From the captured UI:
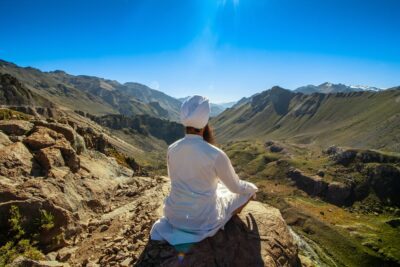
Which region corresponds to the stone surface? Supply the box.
[35,147,65,173]
[0,120,33,136]
[136,201,300,267]
[0,142,33,177]
[23,126,58,150]
[0,130,12,148]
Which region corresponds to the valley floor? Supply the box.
[223,139,400,266]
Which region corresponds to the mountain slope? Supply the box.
[0,59,180,121]
[212,86,400,152]
[295,82,382,94]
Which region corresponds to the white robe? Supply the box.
[150,134,258,245]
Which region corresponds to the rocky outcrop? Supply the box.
[0,142,33,177]
[33,121,86,154]
[287,169,353,206]
[366,164,400,206]
[23,126,58,150]
[325,146,400,165]
[287,169,329,196]
[0,120,33,136]
[136,201,300,267]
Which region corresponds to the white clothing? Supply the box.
[180,95,210,129]
[150,134,258,245]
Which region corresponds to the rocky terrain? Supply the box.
[0,111,300,266]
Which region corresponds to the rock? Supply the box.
[385,218,400,228]
[367,164,400,206]
[326,182,352,206]
[136,201,300,267]
[46,252,58,261]
[264,140,274,147]
[0,130,12,148]
[0,142,33,177]
[53,138,80,172]
[56,247,78,262]
[99,224,109,232]
[23,126,58,150]
[120,257,133,267]
[0,120,33,135]
[269,144,284,153]
[11,256,69,267]
[35,147,65,173]
[326,146,400,166]
[317,170,325,177]
[287,169,328,196]
[34,121,85,154]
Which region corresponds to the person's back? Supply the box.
[150,95,258,245]
[164,134,222,232]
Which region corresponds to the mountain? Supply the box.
[0,59,180,121]
[212,86,400,152]
[177,97,236,117]
[0,73,53,108]
[295,82,383,94]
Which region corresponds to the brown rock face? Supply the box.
[0,120,33,136]
[31,121,86,155]
[23,126,58,150]
[35,147,65,173]
[0,142,33,177]
[136,201,300,267]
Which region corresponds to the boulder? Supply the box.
[34,121,85,154]
[0,142,33,177]
[35,147,65,173]
[23,126,59,150]
[0,130,12,148]
[53,139,80,172]
[0,120,33,136]
[325,182,352,206]
[269,144,284,153]
[136,201,300,267]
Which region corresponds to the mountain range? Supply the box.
[212,86,400,152]
[295,82,383,94]
[1,59,399,153]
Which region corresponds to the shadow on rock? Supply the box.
[135,201,300,267]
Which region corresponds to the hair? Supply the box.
[185,124,216,145]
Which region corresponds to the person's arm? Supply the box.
[215,151,258,195]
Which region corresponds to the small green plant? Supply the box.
[8,205,25,240]
[0,206,45,265]
[39,209,55,231]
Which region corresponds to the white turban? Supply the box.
[180,95,210,129]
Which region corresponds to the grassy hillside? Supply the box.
[212,87,400,152]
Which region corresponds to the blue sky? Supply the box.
[1,0,399,102]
